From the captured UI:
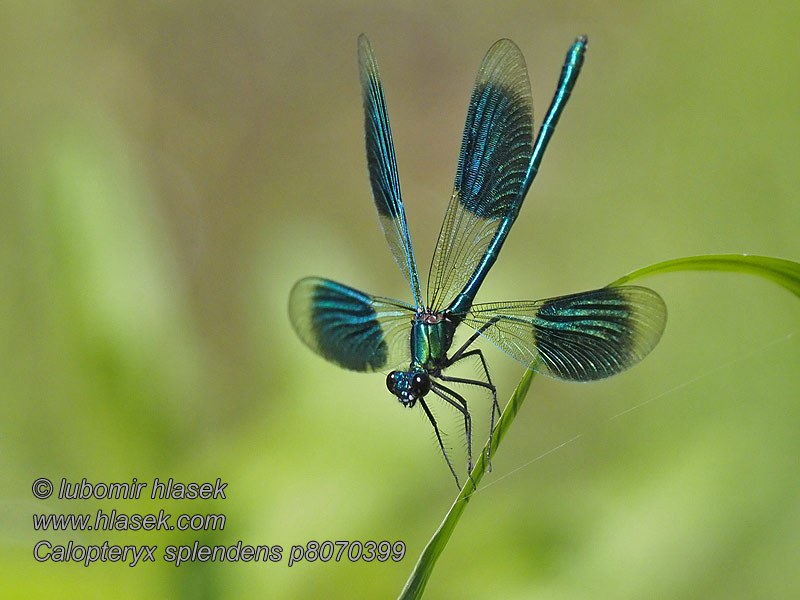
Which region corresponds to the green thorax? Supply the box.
[410,311,458,370]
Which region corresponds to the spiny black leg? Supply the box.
[446,316,502,469]
[442,348,499,472]
[419,397,460,489]
[447,315,501,364]
[431,382,475,490]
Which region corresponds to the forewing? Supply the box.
[358,34,423,309]
[289,277,415,372]
[428,39,533,311]
[464,286,667,381]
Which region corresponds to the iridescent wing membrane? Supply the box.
[428,39,533,314]
[289,278,414,372]
[358,34,422,309]
[464,286,666,381]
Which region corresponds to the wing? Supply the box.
[289,277,415,372]
[463,286,666,381]
[427,39,533,313]
[358,34,423,309]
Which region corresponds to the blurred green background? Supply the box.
[3,1,799,598]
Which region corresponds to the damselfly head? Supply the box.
[386,370,431,407]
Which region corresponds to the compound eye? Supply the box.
[386,372,401,395]
[411,373,430,397]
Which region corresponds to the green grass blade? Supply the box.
[608,254,800,297]
[397,368,538,600]
[399,253,800,599]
